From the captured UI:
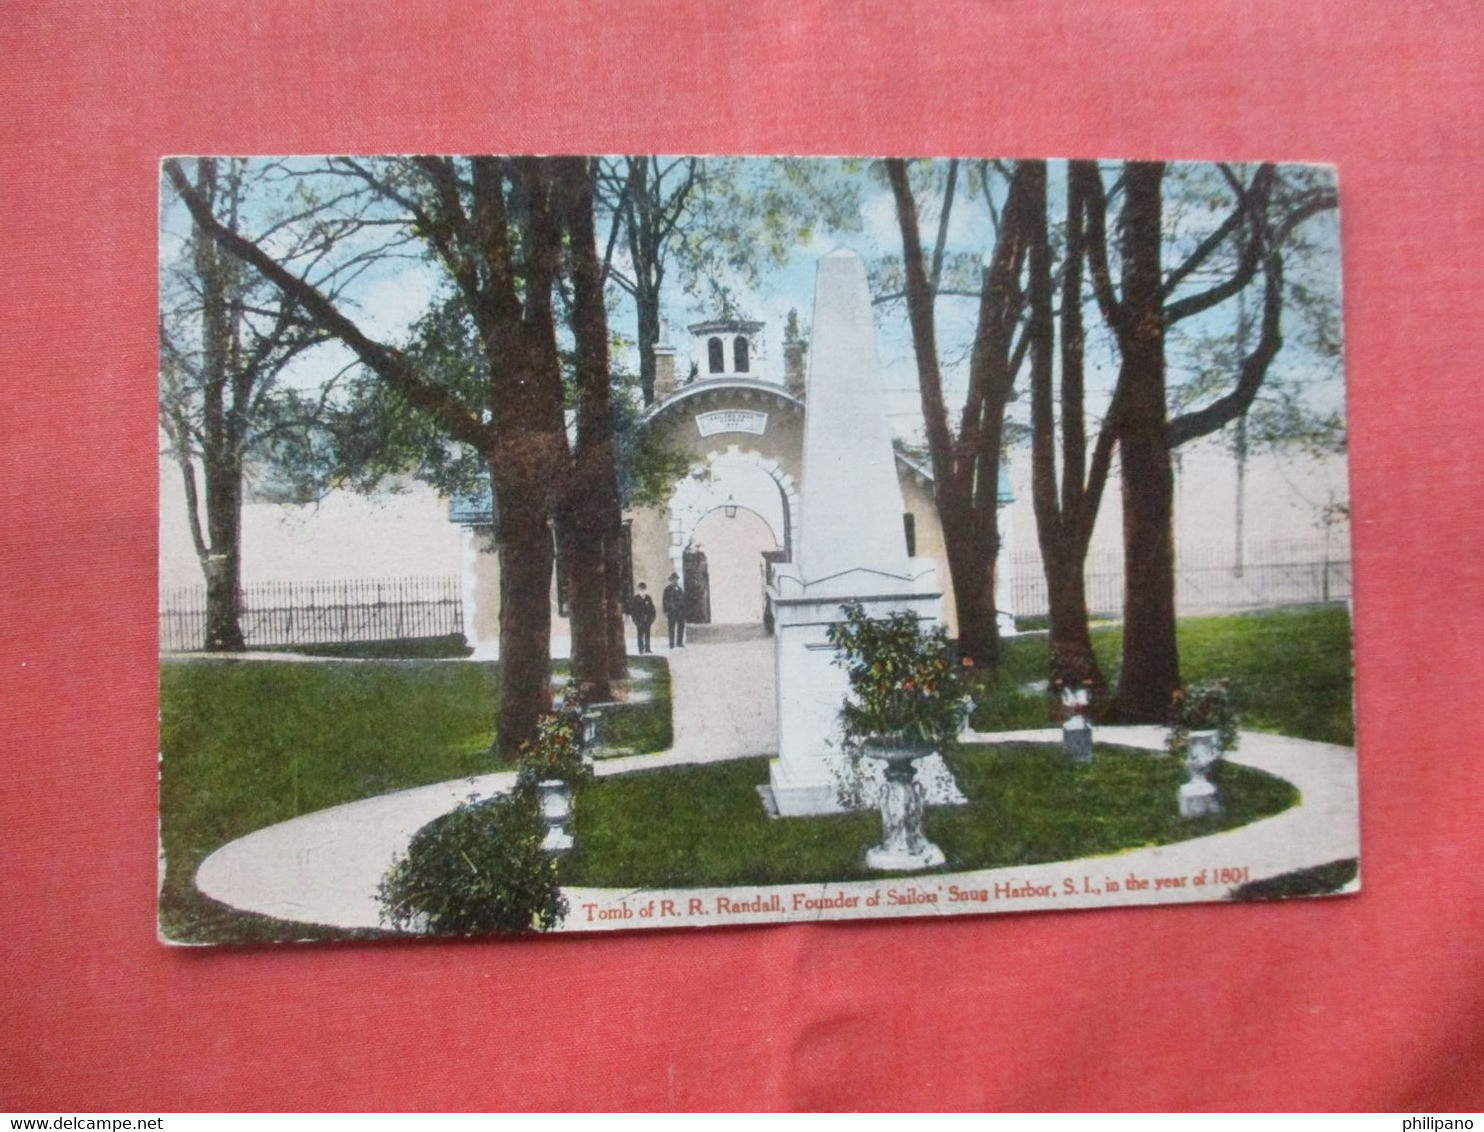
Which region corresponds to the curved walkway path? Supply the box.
[196,632,780,928]
[195,638,1358,932]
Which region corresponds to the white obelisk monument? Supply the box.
[766,250,949,817]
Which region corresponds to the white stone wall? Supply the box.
[158,458,463,592]
[1004,441,1351,580]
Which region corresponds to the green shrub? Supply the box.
[378,699,598,936]
[378,792,566,935]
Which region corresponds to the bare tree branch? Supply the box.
[164,159,491,453]
[1168,251,1285,446]
[1163,164,1275,325]
[1076,161,1123,335]
[929,158,958,294]
[886,159,954,489]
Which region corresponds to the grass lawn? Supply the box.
[598,660,673,753]
[557,744,1298,889]
[158,654,669,943]
[160,605,1345,941]
[971,604,1354,746]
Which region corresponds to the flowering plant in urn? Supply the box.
[828,602,972,869]
[1165,681,1240,761]
[827,601,973,755]
[1049,641,1104,724]
[513,695,594,793]
[514,695,594,855]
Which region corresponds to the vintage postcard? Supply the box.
[157,155,1355,943]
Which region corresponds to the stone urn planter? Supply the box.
[825,602,970,867]
[580,701,621,749]
[1167,681,1237,819]
[862,742,946,871]
[538,779,575,853]
[580,708,602,749]
[1177,729,1224,818]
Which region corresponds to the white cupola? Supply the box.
[687,315,767,382]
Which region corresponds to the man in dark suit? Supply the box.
[628,583,656,655]
[662,573,686,649]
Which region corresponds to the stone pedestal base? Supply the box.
[768,750,968,816]
[866,842,946,871]
[1063,719,1093,763]
[863,750,947,872]
[767,753,850,816]
[539,781,575,853]
[1178,777,1222,818]
[768,563,946,817]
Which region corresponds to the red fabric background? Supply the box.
[2,0,1481,1111]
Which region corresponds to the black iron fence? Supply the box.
[160,575,464,652]
[1008,538,1351,620]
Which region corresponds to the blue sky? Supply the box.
[609,157,1343,450]
[160,156,1345,454]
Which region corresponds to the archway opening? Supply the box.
[689,506,779,624]
[668,447,795,573]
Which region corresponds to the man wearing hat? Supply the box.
[662,572,686,649]
[628,582,656,655]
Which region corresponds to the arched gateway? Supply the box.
[664,444,796,625]
[451,311,1013,655]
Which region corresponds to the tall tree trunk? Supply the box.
[555,155,625,694]
[201,448,246,651]
[604,524,630,680]
[494,484,555,758]
[623,157,665,407]
[192,157,247,652]
[1046,557,1097,661]
[888,158,1039,670]
[636,289,660,406]
[488,322,567,757]
[556,508,610,701]
[1028,159,1105,691]
[1116,432,1179,720]
[1111,163,1180,721]
[944,520,999,665]
[486,158,576,753]
[967,344,1013,669]
[945,162,1041,667]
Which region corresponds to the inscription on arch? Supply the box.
[695,409,768,438]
